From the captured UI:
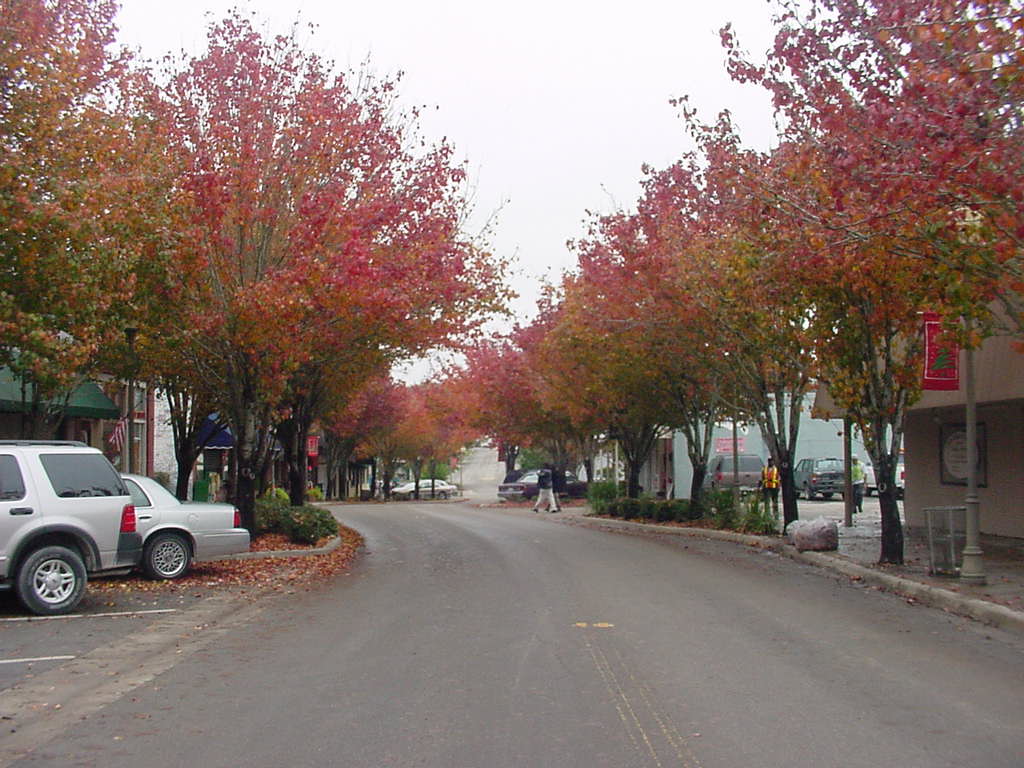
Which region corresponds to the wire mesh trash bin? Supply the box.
[924,506,967,577]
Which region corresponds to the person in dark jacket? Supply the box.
[532,466,560,513]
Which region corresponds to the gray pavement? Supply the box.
[11,500,1024,767]
[545,496,1024,636]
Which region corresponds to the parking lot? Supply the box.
[0,577,227,693]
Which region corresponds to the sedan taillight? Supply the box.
[120,504,136,533]
[234,508,242,528]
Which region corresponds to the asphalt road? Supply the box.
[4,499,1023,768]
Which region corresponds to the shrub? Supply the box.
[655,499,690,523]
[739,493,779,535]
[587,480,619,516]
[618,497,643,519]
[264,486,290,502]
[305,485,325,502]
[653,500,674,523]
[637,497,657,520]
[707,489,739,530]
[285,505,339,545]
[688,498,709,521]
[254,495,291,536]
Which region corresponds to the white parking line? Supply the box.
[0,655,75,665]
[0,608,178,623]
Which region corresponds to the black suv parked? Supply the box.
[793,457,844,500]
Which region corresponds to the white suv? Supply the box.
[0,441,141,615]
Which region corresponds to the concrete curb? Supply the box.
[558,513,1024,637]
[217,535,342,561]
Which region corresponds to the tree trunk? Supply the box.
[226,397,274,534]
[503,444,519,477]
[165,385,222,501]
[278,416,312,507]
[877,485,904,564]
[411,460,423,499]
[625,461,642,499]
[617,422,658,499]
[777,447,798,530]
[174,444,202,501]
[689,459,707,508]
[871,452,904,564]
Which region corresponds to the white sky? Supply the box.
[114,0,777,376]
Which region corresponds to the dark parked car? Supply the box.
[498,471,588,501]
[703,454,764,491]
[794,457,844,499]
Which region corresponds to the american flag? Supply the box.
[108,416,127,452]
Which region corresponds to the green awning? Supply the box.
[0,369,120,420]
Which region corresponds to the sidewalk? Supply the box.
[552,499,1024,636]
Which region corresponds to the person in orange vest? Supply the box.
[760,457,780,515]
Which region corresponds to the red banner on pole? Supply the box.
[923,312,960,391]
[306,435,320,457]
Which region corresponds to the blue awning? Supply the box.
[197,416,234,449]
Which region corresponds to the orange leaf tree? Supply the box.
[714,0,1024,560]
[152,13,504,528]
[0,0,159,435]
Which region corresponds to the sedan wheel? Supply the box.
[143,532,192,580]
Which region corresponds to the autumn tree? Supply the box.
[712,0,1024,560]
[462,340,535,478]
[327,376,406,499]
[153,14,504,529]
[725,0,1024,335]
[0,0,161,436]
[642,125,821,526]
[417,378,474,494]
[542,251,675,499]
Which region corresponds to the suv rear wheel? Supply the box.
[15,545,87,615]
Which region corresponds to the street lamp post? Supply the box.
[960,316,986,584]
[124,327,137,475]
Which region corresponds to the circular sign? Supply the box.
[942,428,969,481]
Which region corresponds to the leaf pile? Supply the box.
[89,525,363,595]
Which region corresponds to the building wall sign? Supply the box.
[714,437,746,454]
[940,422,987,486]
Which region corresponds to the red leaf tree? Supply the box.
[152,13,504,528]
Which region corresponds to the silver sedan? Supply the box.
[122,474,251,579]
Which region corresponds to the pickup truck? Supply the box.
[0,441,141,614]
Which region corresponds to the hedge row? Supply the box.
[587,484,779,535]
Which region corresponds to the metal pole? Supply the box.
[731,419,739,505]
[124,327,137,475]
[960,316,986,584]
[843,416,853,528]
[126,379,133,474]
